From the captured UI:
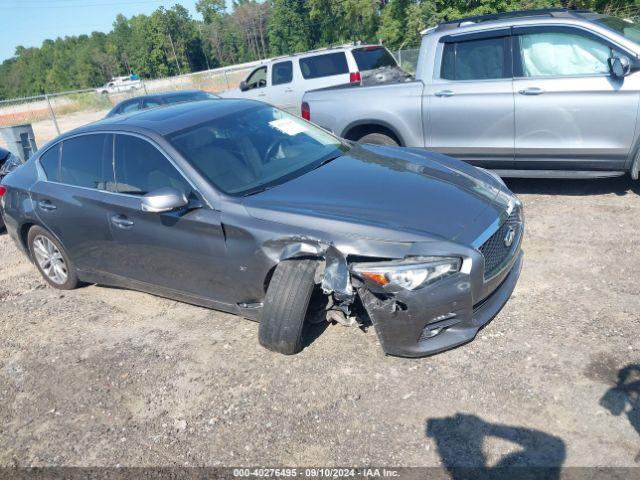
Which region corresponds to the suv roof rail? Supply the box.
[435,8,593,31]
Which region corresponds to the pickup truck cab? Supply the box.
[222,44,400,114]
[303,8,640,179]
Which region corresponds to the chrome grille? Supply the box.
[479,207,521,279]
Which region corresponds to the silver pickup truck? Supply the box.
[302,8,640,179]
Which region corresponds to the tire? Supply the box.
[27,226,79,290]
[357,132,399,146]
[259,259,318,355]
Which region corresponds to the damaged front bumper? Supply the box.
[358,251,523,358]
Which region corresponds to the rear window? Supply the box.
[441,37,509,81]
[299,52,349,79]
[60,134,114,190]
[164,92,216,105]
[352,47,397,70]
[40,144,61,182]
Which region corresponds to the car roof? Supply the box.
[429,8,605,34]
[73,98,262,137]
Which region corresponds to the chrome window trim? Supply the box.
[35,130,212,209]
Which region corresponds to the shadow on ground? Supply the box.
[600,363,640,463]
[426,414,566,480]
[504,176,640,197]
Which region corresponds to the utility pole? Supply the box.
[167,31,182,75]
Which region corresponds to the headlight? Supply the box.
[0,153,23,176]
[351,256,461,291]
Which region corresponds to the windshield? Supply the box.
[167,105,349,196]
[595,16,640,45]
[352,47,398,71]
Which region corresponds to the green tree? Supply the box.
[268,0,312,55]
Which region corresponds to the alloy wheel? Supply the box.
[32,235,68,285]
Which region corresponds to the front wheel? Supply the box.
[357,132,399,146]
[28,226,79,290]
[258,259,318,355]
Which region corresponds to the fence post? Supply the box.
[44,94,60,135]
[398,48,402,66]
[142,79,148,95]
[223,69,230,90]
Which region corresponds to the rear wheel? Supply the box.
[28,226,79,290]
[258,259,318,355]
[357,132,399,146]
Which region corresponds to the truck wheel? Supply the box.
[259,259,318,355]
[358,132,398,146]
[28,226,79,290]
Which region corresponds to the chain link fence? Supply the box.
[0,48,418,151]
[0,62,259,150]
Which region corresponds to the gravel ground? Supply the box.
[0,177,638,469]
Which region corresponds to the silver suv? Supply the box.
[303,9,640,179]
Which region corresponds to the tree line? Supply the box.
[0,0,637,99]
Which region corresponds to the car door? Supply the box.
[105,133,231,303]
[512,25,640,170]
[425,29,515,169]
[268,60,297,113]
[30,134,116,274]
[241,65,269,103]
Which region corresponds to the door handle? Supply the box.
[434,90,455,98]
[111,214,134,229]
[38,200,57,211]
[285,88,294,93]
[258,92,267,97]
[518,87,544,95]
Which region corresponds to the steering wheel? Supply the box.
[265,137,290,163]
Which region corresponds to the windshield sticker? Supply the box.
[269,118,308,136]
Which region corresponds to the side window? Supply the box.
[246,66,267,89]
[272,61,293,85]
[299,52,349,79]
[120,101,140,114]
[517,32,614,77]
[60,134,113,190]
[113,134,195,198]
[441,37,509,81]
[142,99,162,109]
[39,144,61,182]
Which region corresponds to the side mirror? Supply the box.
[609,56,631,79]
[239,80,249,92]
[140,187,188,213]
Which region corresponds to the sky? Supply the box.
[0,0,226,62]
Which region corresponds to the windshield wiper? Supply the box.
[311,153,342,171]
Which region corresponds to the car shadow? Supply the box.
[599,363,640,463]
[426,413,566,480]
[504,176,640,197]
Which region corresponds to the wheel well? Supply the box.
[19,222,35,251]
[343,124,402,146]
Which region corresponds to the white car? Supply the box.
[222,44,401,114]
[96,75,143,95]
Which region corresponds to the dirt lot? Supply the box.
[0,177,638,469]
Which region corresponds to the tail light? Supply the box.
[0,186,6,198]
[301,101,310,121]
[350,72,362,83]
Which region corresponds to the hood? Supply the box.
[243,144,513,245]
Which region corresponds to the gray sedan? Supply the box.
[0,100,523,357]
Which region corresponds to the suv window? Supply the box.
[272,61,293,85]
[113,134,194,198]
[441,37,509,80]
[352,47,397,71]
[299,52,349,79]
[40,144,61,182]
[246,66,267,89]
[60,134,113,190]
[517,32,615,77]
